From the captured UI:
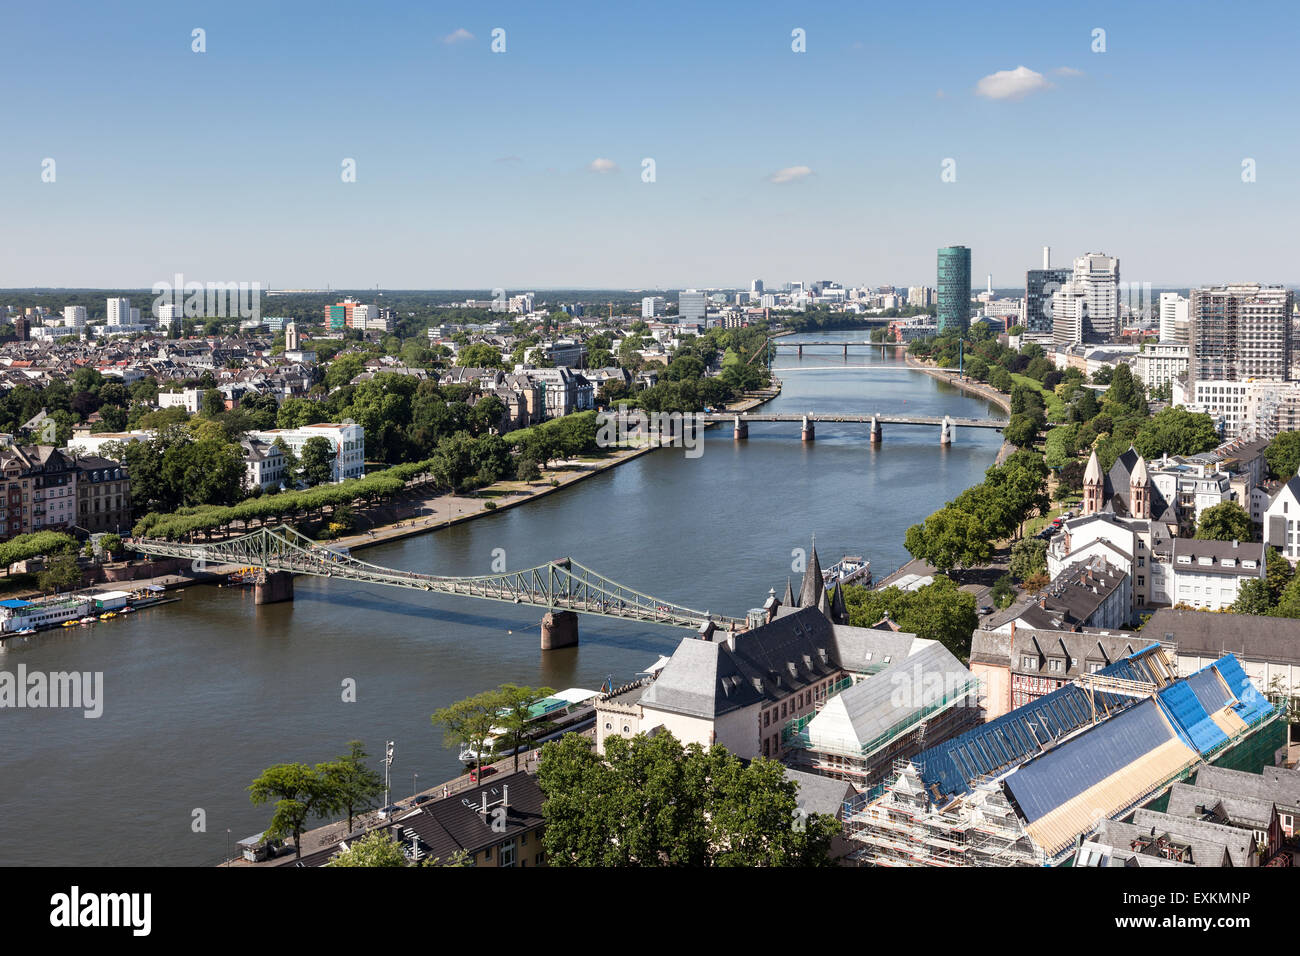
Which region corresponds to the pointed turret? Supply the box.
[1083,449,1104,515]
[817,587,832,621]
[782,576,796,608]
[798,537,824,610]
[830,582,848,625]
[1129,447,1150,519]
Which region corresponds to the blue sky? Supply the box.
[3,0,1298,290]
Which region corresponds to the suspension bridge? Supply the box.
[132,524,745,649]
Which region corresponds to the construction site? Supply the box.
[841,645,1282,866]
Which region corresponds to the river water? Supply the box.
[0,331,1002,865]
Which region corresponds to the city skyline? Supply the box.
[4,1,1300,289]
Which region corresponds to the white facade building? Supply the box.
[1159,293,1189,344]
[248,423,365,484]
[1134,343,1189,394]
[1071,253,1121,341]
[62,306,87,328]
[1264,473,1300,564]
[1170,538,1264,611]
[106,297,131,326]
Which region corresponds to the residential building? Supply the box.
[1159,292,1189,344]
[62,306,87,328]
[158,387,202,414]
[1050,281,1090,348]
[983,555,1132,632]
[523,367,594,418]
[970,627,1163,720]
[285,771,547,868]
[1048,511,1173,608]
[248,423,364,483]
[241,438,288,492]
[106,297,132,327]
[1134,343,1189,394]
[1070,252,1121,341]
[936,245,971,334]
[73,455,131,534]
[1170,538,1264,611]
[1264,469,1300,562]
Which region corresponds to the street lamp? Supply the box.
[413,772,419,799]
[383,740,395,808]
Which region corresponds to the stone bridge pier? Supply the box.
[541,610,579,650]
[255,570,294,605]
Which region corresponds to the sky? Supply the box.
[3,0,1299,291]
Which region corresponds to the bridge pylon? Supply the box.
[255,570,294,605]
[733,414,748,440]
[801,415,815,442]
[870,414,881,446]
[540,609,579,650]
[940,415,954,446]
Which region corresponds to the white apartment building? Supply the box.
[641,296,666,318]
[1177,379,1251,438]
[1178,378,1300,440]
[1170,538,1264,611]
[248,423,365,483]
[1134,343,1189,394]
[1264,473,1300,563]
[158,388,202,415]
[62,306,87,328]
[241,438,288,492]
[106,297,132,326]
[1050,284,1089,347]
[1159,292,1189,344]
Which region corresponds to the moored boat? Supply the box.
[822,554,872,588]
[458,687,601,765]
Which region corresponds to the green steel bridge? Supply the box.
[132,524,745,633]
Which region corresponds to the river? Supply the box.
[0,330,1002,866]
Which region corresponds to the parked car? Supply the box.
[376,803,404,820]
[411,794,433,806]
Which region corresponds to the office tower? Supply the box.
[678,290,707,324]
[1189,284,1293,386]
[63,306,87,327]
[106,297,131,326]
[751,279,764,295]
[1050,283,1090,348]
[1159,293,1189,344]
[1024,246,1070,335]
[936,246,971,334]
[1070,253,1120,341]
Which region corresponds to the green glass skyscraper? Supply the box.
[937,245,972,335]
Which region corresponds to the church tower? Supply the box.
[1129,452,1151,519]
[1083,449,1104,515]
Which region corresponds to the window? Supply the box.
[499,841,515,868]
[1021,656,1037,670]
[763,711,770,727]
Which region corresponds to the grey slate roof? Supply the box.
[784,767,855,820]
[1145,607,1300,667]
[1129,808,1258,867]
[1171,538,1265,579]
[1103,447,1178,525]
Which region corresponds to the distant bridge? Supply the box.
[773,340,906,356]
[133,525,745,648]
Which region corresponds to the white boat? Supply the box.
[458,688,601,765]
[822,554,872,588]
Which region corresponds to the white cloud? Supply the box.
[974,66,1052,100]
[767,165,813,184]
[588,158,619,173]
[1054,66,1084,77]
[442,28,474,45]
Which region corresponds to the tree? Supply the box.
[248,763,334,859]
[1133,407,1220,460]
[1266,547,1294,604]
[318,740,385,834]
[991,574,1016,609]
[515,454,541,482]
[325,830,409,867]
[1003,414,1041,449]
[201,388,225,418]
[1232,579,1273,616]
[1193,501,1253,542]
[99,533,123,559]
[536,731,837,867]
[432,689,508,782]
[300,436,335,487]
[494,684,556,771]
[904,507,993,575]
[1010,538,1048,581]
[1265,431,1300,481]
[38,551,81,593]
[457,343,506,368]
[841,576,979,658]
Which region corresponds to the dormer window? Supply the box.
[1021,655,1037,670]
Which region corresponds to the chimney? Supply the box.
[502,785,509,809]
[1043,246,1051,269]
[480,792,488,816]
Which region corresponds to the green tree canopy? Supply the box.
[325,830,409,867]
[1264,431,1300,481]
[1193,501,1253,542]
[536,732,838,867]
[1132,407,1220,460]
